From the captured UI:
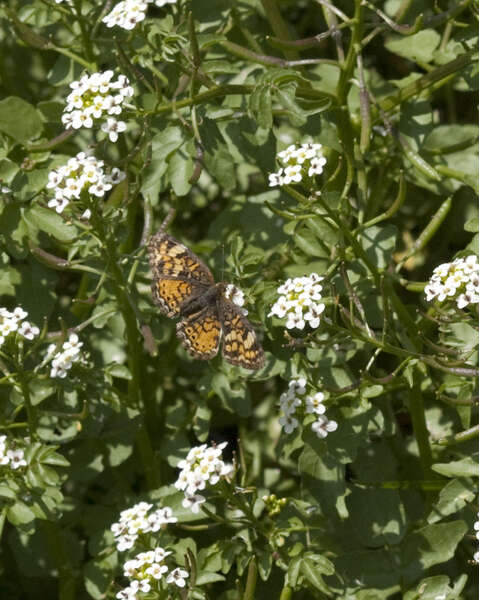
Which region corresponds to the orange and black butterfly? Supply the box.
[148,232,265,370]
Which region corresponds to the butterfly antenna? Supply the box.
[159,207,176,233]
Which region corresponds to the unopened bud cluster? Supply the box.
[262,493,287,516]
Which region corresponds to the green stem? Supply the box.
[408,385,433,478]
[378,50,477,115]
[336,1,363,104]
[279,585,293,600]
[436,423,479,445]
[89,202,158,488]
[260,0,299,60]
[396,196,452,272]
[243,557,258,600]
[42,521,77,600]
[18,373,37,439]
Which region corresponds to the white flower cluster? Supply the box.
[111,501,177,552]
[268,273,325,330]
[425,255,479,310]
[0,307,39,348]
[117,547,188,599]
[0,436,27,470]
[268,142,327,187]
[46,151,126,214]
[103,0,177,30]
[174,442,234,514]
[46,333,84,378]
[279,378,338,439]
[62,70,133,141]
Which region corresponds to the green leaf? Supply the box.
[275,82,307,126]
[168,147,194,197]
[0,484,17,500]
[257,548,272,581]
[464,217,479,232]
[361,225,397,269]
[0,97,43,142]
[23,204,77,242]
[385,30,441,63]
[401,521,467,582]
[6,501,36,525]
[432,455,479,477]
[196,572,226,585]
[286,556,302,588]
[300,557,331,594]
[204,147,236,191]
[303,552,335,576]
[193,404,211,442]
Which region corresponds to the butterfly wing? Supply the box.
[219,300,265,370]
[148,233,215,317]
[176,305,222,360]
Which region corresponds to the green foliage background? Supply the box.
[1,0,479,598]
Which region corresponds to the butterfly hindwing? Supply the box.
[176,305,222,360]
[220,300,265,370]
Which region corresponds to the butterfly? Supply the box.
[148,232,265,370]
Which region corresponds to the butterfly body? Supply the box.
[148,233,265,370]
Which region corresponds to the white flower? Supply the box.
[101,117,127,142]
[311,416,338,438]
[305,392,326,415]
[166,567,189,588]
[279,392,302,415]
[268,169,285,187]
[182,494,206,514]
[283,164,302,184]
[6,448,27,469]
[308,156,327,176]
[286,312,305,330]
[146,562,168,579]
[279,414,299,434]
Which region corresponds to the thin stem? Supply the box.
[88,201,158,488]
[243,558,258,600]
[408,385,433,478]
[18,372,37,439]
